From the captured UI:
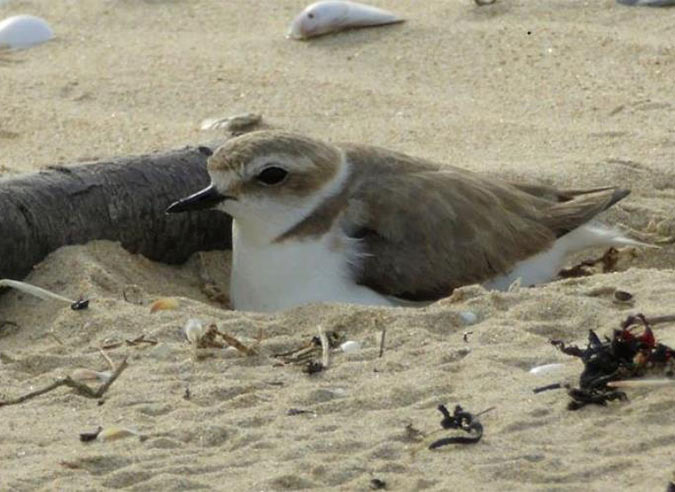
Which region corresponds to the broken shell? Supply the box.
[200,113,261,132]
[529,363,565,375]
[97,426,145,442]
[0,15,53,50]
[287,1,404,40]
[71,368,112,384]
[340,340,361,353]
[612,290,634,305]
[150,297,179,313]
[183,318,205,343]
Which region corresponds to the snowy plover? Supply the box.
[167,130,641,312]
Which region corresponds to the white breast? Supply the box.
[230,221,393,312]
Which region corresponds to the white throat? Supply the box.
[229,153,393,312]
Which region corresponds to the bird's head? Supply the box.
[166,130,345,240]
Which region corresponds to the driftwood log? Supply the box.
[0,145,232,280]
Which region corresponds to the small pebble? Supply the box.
[613,290,634,305]
[459,311,478,325]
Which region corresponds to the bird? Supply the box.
[166,130,643,312]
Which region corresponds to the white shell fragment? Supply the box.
[183,318,205,344]
[0,15,53,50]
[287,1,404,40]
[97,426,145,442]
[340,340,361,353]
[71,368,113,384]
[200,113,262,132]
[529,363,565,375]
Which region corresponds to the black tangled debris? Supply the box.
[428,404,484,450]
[550,314,674,410]
[70,298,90,310]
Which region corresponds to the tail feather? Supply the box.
[604,188,631,210]
[546,188,631,237]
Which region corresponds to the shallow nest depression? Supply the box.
[0,240,674,490]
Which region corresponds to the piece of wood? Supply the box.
[0,144,232,280]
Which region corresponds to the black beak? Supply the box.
[166,184,231,214]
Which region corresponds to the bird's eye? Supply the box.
[256,166,288,186]
[307,12,315,19]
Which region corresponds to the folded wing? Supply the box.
[339,147,628,301]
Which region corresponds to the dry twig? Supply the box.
[379,326,387,358]
[318,325,330,368]
[218,329,257,356]
[0,357,128,407]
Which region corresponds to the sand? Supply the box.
[1,0,675,490]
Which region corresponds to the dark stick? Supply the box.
[379,327,387,358]
[0,143,232,281]
[533,382,563,394]
[91,358,128,398]
[0,378,69,407]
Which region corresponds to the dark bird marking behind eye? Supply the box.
[256,166,288,186]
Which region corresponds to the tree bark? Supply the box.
[0,145,232,280]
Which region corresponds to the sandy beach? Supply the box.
[1,1,675,490]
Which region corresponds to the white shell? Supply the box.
[459,311,478,325]
[183,318,205,343]
[0,15,53,50]
[340,340,361,353]
[287,1,403,40]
